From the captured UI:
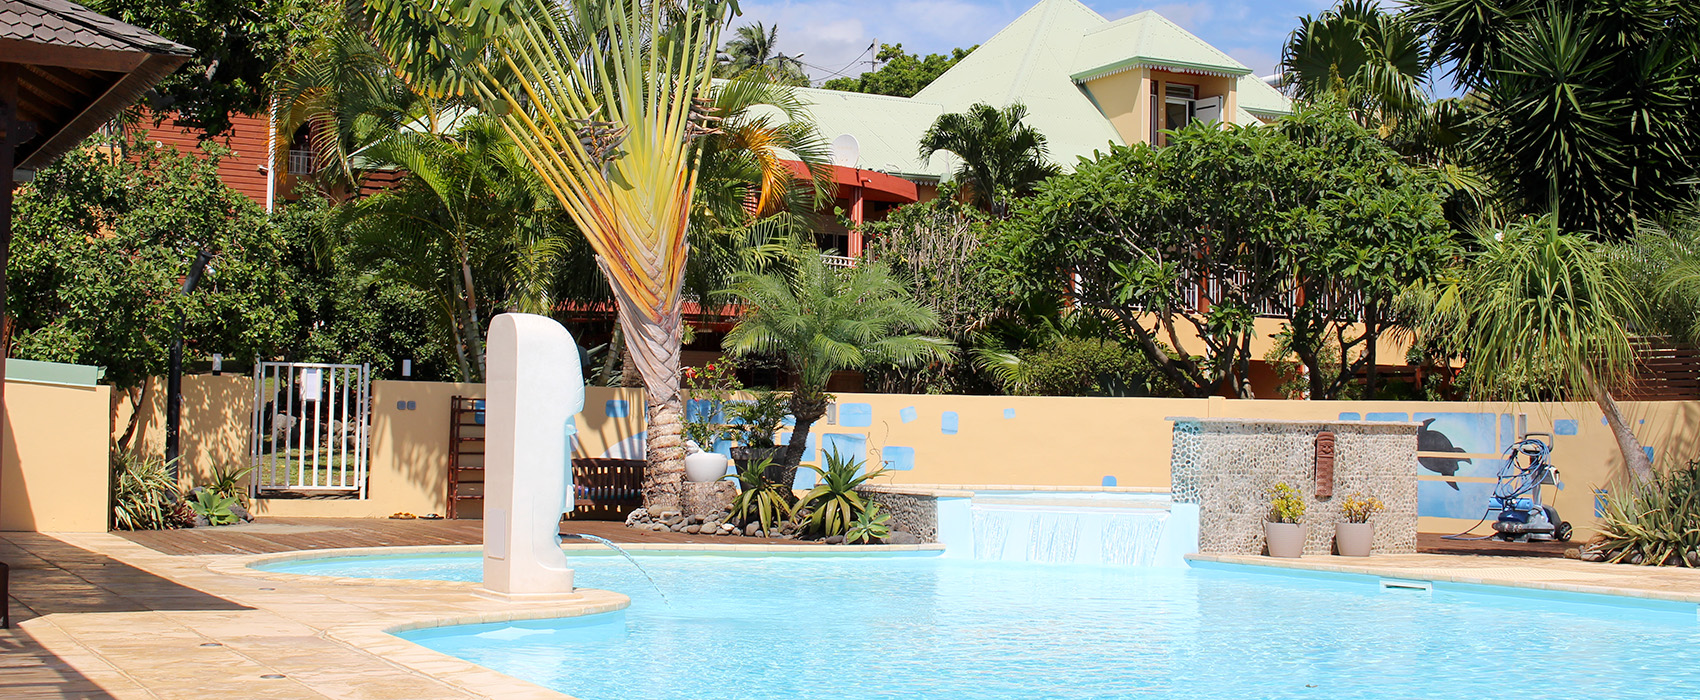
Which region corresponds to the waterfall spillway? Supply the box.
[962,492,1194,567]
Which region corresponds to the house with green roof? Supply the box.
[793,0,1291,258]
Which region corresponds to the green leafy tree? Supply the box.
[859,186,999,393]
[1405,0,1700,239]
[10,136,295,448]
[720,253,956,487]
[270,198,456,379]
[1415,218,1653,481]
[918,102,1060,216]
[822,44,975,97]
[87,0,335,136]
[1277,105,1457,398]
[1003,104,1452,398]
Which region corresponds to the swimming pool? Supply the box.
[262,552,1700,699]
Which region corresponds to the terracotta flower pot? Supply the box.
[1265,521,1307,558]
[1335,522,1374,557]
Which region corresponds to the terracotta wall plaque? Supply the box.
[1314,431,1336,498]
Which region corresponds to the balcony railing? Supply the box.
[821,253,855,270]
[287,149,315,175]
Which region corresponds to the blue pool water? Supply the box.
[262,553,1700,699]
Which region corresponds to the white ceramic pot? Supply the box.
[684,451,730,482]
[1335,521,1374,557]
[1265,521,1307,558]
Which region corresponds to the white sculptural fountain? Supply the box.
[478,313,584,601]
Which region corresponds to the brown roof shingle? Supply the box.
[0,0,190,56]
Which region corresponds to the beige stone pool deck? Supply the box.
[5,528,1700,699]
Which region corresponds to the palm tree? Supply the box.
[917,102,1059,215]
[1417,217,1654,481]
[344,117,573,381]
[1281,0,1430,136]
[718,23,807,85]
[719,253,956,488]
[366,0,732,513]
[1405,0,1700,240]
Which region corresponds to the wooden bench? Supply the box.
[570,458,645,521]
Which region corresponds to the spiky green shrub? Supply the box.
[846,502,891,544]
[1592,461,1700,566]
[112,454,181,531]
[798,450,890,538]
[730,458,792,537]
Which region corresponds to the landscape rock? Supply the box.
[720,523,736,532]
[884,531,919,545]
[1686,551,1700,568]
[745,522,761,537]
[229,504,254,522]
[684,525,701,534]
[824,535,845,545]
[1580,548,1606,562]
[192,514,211,528]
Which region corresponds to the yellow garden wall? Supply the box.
[2,380,112,532]
[76,375,1700,541]
[114,375,254,490]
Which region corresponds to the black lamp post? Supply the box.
[164,248,214,481]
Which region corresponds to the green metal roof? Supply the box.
[1235,74,1294,117]
[805,0,1292,179]
[1068,11,1251,81]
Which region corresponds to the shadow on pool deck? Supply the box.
[0,532,250,699]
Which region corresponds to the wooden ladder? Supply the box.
[448,396,485,519]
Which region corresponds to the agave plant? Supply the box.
[112,454,180,531]
[845,501,891,544]
[1591,461,1700,567]
[188,489,241,527]
[729,458,792,537]
[798,450,890,538]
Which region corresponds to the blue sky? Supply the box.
[738,0,1337,86]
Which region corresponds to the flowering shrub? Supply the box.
[683,361,741,449]
[1268,483,1306,524]
[1339,493,1385,524]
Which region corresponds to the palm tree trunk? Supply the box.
[609,296,686,513]
[1589,375,1656,482]
[619,344,643,388]
[777,391,829,490]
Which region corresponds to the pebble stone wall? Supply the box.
[1169,417,1419,556]
[861,491,938,542]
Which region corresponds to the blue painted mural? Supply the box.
[1004,408,1016,419]
[839,403,873,428]
[941,412,959,435]
[605,399,629,418]
[1418,480,1498,519]
[899,407,918,424]
[882,446,916,471]
[1554,419,1579,436]
[777,431,817,462]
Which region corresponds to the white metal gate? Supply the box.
[250,362,370,497]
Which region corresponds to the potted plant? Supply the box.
[1336,493,1385,557]
[1265,482,1307,558]
[727,389,790,482]
[682,362,739,482]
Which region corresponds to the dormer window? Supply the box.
[1150,83,1223,144]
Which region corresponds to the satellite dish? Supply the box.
[830,134,860,168]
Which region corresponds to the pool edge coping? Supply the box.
[213,541,948,586]
[1187,553,1700,606]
